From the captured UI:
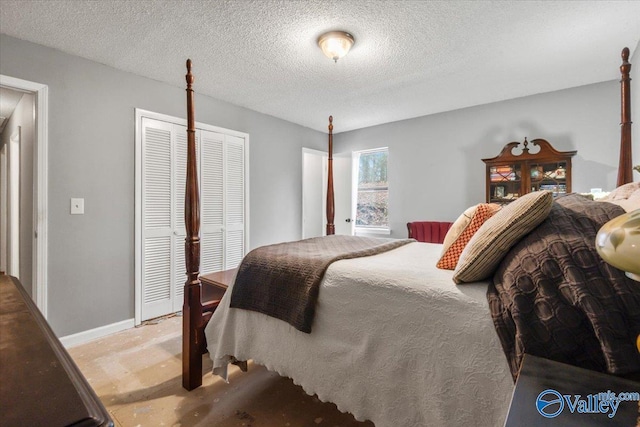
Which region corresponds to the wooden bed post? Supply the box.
[183,59,204,391]
[326,116,335,235]
[617,47,632,187]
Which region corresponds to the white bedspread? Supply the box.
[205,242,514,426]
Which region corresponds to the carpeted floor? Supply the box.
[68,315,373,427]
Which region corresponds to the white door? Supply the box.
[302,150,353,237]
[199,130,224,280]
[141,118,206,319]
[8,131,21,276]
[0,144,6,274]
[198,130,246,275]
[333,152,353,236]
[301,148,326,239]
[141,118,175,320]
[223,135,246,269]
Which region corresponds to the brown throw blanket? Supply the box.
[487,194,640,381]
[230,235,414,333]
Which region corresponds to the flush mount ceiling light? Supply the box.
[317,31,355,63]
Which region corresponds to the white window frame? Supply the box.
[353,147,390,236]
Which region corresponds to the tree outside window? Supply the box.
[355,148,388,229]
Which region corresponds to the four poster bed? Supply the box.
[181,49,638,425]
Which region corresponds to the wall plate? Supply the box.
[70,198,84,215]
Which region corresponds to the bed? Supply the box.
[209,242,514,425]
[181,48,637,425]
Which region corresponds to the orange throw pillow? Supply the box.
[436,203,501,270]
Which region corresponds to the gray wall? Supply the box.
[0,93,35,294]
[335,80,631,239]
[0,35,327,336]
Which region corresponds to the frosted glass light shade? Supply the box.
[318,31,355,62]
[596,209,640,281]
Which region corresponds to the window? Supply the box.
[354,148,389,231]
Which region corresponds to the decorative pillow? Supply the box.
[602,189,640,212]
[437,203,501,270]
[440,205,475,250]
[600,182,640,201]
[597,182,640,212]
[452,191,553,284]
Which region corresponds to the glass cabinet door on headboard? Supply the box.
[482,138,576,204]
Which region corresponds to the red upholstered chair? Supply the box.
[406,221,453,244]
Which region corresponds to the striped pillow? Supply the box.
[452,191,553,284]
[437,203,501,270]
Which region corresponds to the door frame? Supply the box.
[0,75,49,317]
[301,149,355,237]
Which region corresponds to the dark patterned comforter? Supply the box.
[230,235,414,333]
[487,194,640,380]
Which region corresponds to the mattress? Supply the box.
[205,241,513,426]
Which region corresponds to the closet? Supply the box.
[136,112,248,322]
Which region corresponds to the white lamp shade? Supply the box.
[318,31,354,62]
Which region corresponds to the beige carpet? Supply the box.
[68,315,373,427]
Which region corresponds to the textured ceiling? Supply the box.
[1,1,639,133]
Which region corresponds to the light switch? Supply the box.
[71,198,84,215]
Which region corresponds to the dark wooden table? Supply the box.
[200,268,237,290]
[505,354,639,426]
[200,268,236,302]
[0,274,113,426]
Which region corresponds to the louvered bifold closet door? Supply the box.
[141,118,173,321]
[200,130,224,275]
[139,116,246,321]
[225,135,245,269]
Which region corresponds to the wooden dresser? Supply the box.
[0,275,113,426]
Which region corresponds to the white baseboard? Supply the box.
[60,318,135,349]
